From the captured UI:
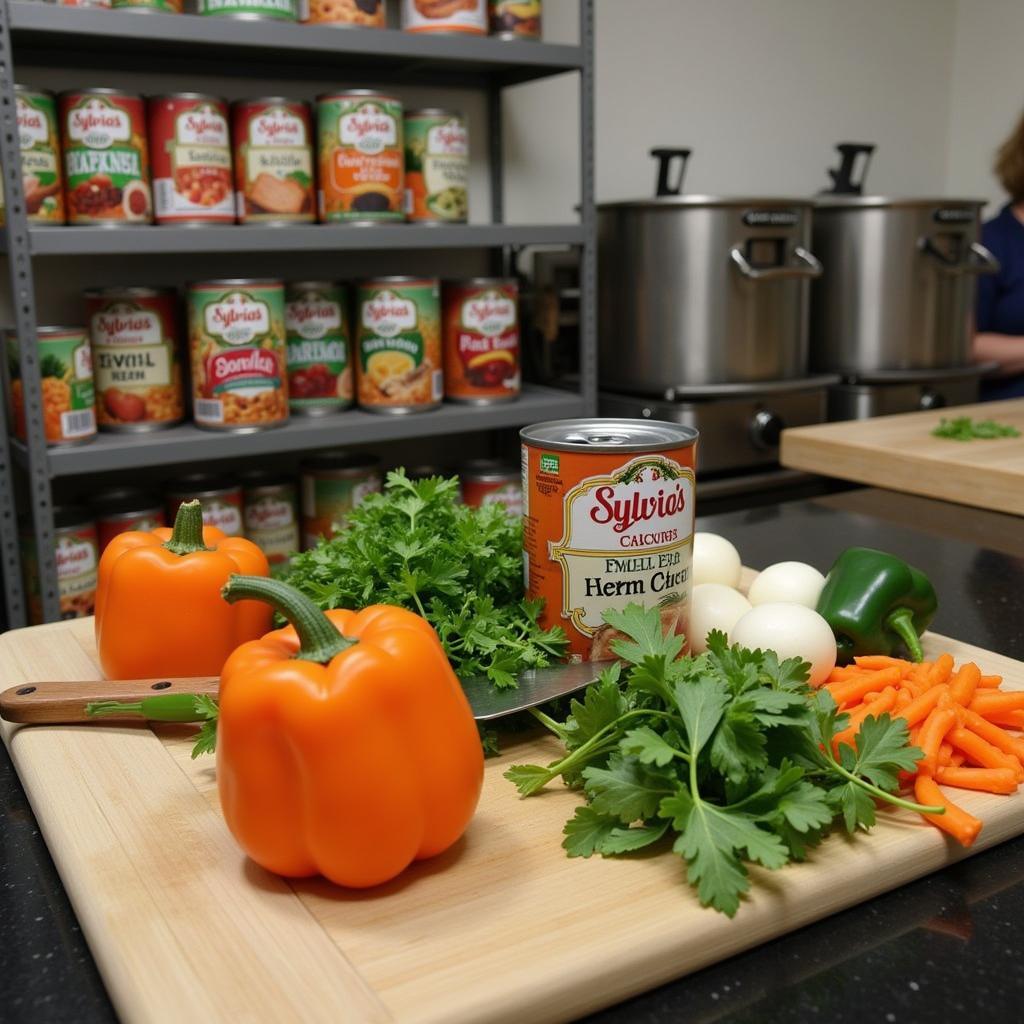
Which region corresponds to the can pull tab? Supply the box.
[650,148,692,197]
[821,142,875,195]
[564,431,632,446]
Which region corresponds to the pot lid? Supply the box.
[598,195,815,211]
[813,195,988,210]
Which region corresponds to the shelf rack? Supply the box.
[0,0,597,626]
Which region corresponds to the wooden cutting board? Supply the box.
[4,617,1024,1024]
[780,398,1024,515]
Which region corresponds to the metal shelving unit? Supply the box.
[0,0,597,626]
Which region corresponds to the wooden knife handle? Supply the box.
[0,677,220,724]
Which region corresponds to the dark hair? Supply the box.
[995,109,1024,202]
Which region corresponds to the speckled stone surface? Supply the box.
[3,489,1024,1023]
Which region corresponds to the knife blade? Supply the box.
[0,662,612,726]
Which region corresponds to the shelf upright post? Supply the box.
[0,0,58,625]
[488,79,510,279]
[578,0,597,415]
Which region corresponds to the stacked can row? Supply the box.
[54,0,541,39]
[7,87,468,227]
[4,276,520,441]
[22,458,519,623]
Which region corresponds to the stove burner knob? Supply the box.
[919,388,946,410]
[750,409,784,450]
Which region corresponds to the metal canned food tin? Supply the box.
[5,327,96,446]
[241,472,300,565]
[14,86,65,224]
[149,93,235,225]
[92,487,165,552]
[195,0,297,19]
[301,452,382,548]
[304,0,384,25]
[21,506,99,624]
[84,286,184,431]
[166,475,244,536]
[187,278,288,431]
[232,97,315,225]
[443,278,520,403]
[460,459,522,515]
[489,0,540,38]
[521,419,698,662]
[317,90,404,223]
[401,0,485,34]
[355,277,442,413]
[112,0,184,11]
[59,89,152,225]
[286,281,352,415]
[404,109,468,223]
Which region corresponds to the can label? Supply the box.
[23,521,100,624]
[523,446,696,661]
[150,96,234,224]
[404,113,468,223]
[286,284,352,412]
[461,476,522,516]
[233,100,314,223]
[317,94,404,222]
[244,486,300,564]
[301,470,381,548]
[198,0,297,17]
[402,0,486,33]
[61,92,152,224]
[443,281,519,401]
[305,0,384,23]
[96,509,164,553]
[188,282,288,429]
[489,0,541,37]
[17,91,65,224]
[86,291,184,429]
[356,280,442,410]
[168,489,244,536]
[112,0,184,10]
[7,330,96,445]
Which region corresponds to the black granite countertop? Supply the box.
[4,489,1024,1024]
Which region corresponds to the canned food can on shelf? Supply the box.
[355,277,442,413]
[21,507,99,625]
[286,282,352,415]
[57,0,111,7]
[195,0,297,19]
[148,93,235,226]
[401,0,485,34]
[187,279,288,431]
[304,0,384,25]
[14,87,65,225]
[166,476,244,536]
[5,327,96,446]
[59,89,152,225]
[84,287,184,431]
[489,0,541,38]
[521,419,698,662]
[442,278,520,403]
[460,459,522,516]
[404,109,468,224]
[92,487,165,553]
[301,452,382,548]
[112,0,184,11]
[232,98,315,225]
[317,91,404,223]
[241,473,300,565]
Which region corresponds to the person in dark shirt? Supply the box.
[975,111,1024,399]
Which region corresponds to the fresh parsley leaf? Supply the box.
[562,806,619,858]
[620,726,681,767]
[582,756,672,823]
[598,820,670,855]
[674,676,729,755]
[932,416,1020,441]
[190,695,219,760]
[837,713,921,790]
[605,604,685,665]
[504,763,557,797]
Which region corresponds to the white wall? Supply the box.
[945,0,1024,213]
[505,0,960,223]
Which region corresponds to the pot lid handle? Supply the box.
[821,142,875,195]
[650,148,691,197]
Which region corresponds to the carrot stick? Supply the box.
[854,655,911,671]
[897,684,947,728]
[831,688,898,754]
[927,654,955,686]
[826,665,863,682]
[934,766,1018,795]
[938,742,953,766]
[960,708,1024,764]
[969,692,1024,716]
[864,690,882,703]
[982,709,1024,731]
[948,663,981,706]
[895,689,913,712]
[978,675,1003,689]
[829,667,903,707]
[917,707,958,775]
[947,726,1023,777]
[949,752,966,767]
[914,775,981,847]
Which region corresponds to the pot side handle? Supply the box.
[729,245,824,281]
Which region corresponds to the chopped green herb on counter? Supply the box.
[931,416,1021,441]
[506,604,941,917]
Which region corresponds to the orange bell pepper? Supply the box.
[95,500,271,679]
[217,575,484,888]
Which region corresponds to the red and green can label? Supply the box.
[285,284,352,412]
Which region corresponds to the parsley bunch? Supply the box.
[932,416,1020,441]
[283,470,566,687]
[506,605,940,917]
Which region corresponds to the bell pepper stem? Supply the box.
[163,500,210,556]
[222,575,356,663]
[886,607,924,663]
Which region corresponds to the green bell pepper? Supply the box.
[815,547,938,664]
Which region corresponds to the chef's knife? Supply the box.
[0,661,611,726]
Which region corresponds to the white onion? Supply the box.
[747,561,827,609]
[689,584,753,653]
[692,533,742,588]
[730,603,837,686]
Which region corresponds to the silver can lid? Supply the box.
[521,418,699,454]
